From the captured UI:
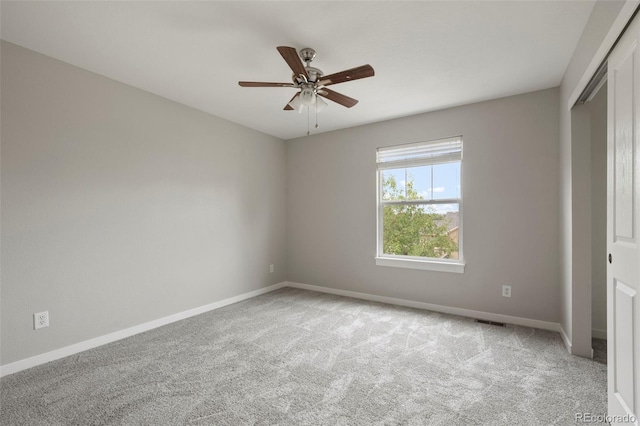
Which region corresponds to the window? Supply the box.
[376,136,464,273]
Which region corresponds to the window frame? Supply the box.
[375,136,465,274]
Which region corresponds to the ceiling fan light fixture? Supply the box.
[288,95,304,113]
[315,95,327,112]
[300,87,315,106]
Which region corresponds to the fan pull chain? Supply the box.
[307,106,310,136]
[315,104,319,130]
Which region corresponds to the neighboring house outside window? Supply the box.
[376,136,464,273]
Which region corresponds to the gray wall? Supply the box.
[286,88,560,322]
[589,85,607,337]
[1,41,287,365]
[558,0,626,355]
[569,103,593,354]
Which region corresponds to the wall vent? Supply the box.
[475,319,506,327]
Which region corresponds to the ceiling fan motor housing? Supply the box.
[305,67,323,83]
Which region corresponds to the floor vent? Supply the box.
[475,319,506,327]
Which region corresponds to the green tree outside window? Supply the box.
[382,174,458,258]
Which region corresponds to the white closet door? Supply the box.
[607,11,640,426]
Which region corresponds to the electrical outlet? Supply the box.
[502,285,512,298]
[34,311,49,330]
[269,264,274,273]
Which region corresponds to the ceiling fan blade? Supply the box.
[277,46,309,80]
[238,81,295,88]
[317,88,359,108]
[318,65,375,86]
[284,93,299,110]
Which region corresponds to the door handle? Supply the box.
[609,253,612,264]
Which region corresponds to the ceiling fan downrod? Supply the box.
[298,48,323,84]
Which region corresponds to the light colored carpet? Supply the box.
[592,338,607,365]
[1,287,606,425]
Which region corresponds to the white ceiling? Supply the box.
[1,1,595,140]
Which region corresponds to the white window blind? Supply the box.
[377,136,462,170]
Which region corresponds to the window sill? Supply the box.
[375,256,465,274]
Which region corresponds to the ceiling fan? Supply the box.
[238,46,375,112]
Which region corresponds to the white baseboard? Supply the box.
[284,281,562,333]
[592,328,607,340]
[0,282,287,378]
[556,325,607,358]
[559,325,573,354]
[1,280,575,377]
